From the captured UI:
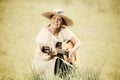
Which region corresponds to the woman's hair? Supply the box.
[47,15,67,27]
[50,15,54,19]
[61,18,67,26]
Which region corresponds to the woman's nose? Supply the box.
[55,19,58,23]
[55,20,57,23]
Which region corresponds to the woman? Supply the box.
[32,9,81,79]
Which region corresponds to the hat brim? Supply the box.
[41,12,73,26]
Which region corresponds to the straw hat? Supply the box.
[41,9,73,26]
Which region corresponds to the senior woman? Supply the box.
[32,9,81,79]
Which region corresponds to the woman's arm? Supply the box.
[71,37,81,53]
[67,36,81,63]
[37,43,57,60]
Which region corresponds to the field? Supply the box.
[0,0,120,80]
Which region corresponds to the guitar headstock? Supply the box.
[41,46,52,55]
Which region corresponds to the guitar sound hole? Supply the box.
[55,42,62,49]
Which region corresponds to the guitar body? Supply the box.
[62,41,73,50]
[62,41,74,63]
[41,40,76,63]
[41,41,75,77]
[55,40,76,63]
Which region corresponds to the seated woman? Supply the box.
[32,9,81,79]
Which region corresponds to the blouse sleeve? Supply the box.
[61,27,75,41]
[36,28,49,44]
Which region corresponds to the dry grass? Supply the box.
[0,0,120,80]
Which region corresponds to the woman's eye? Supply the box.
[59,19,61,21]
[58,19,62,22]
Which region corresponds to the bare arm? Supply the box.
[67,36,81,63]
[70,36,81,53]
[37,43,57,60]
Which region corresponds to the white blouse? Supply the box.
[35,27,75,53]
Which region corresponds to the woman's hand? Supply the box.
[67,49,75,63]
[67,37,81,63]
[43,49,57,61]
[50,48,57,57]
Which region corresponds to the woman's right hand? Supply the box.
[50,48,57,57]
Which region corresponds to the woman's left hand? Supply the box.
[67,49,75,63]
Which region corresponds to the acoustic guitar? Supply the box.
[41,40,76,63]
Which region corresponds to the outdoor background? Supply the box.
[0,0,120,80]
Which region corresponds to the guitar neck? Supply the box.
[41,46,68,56]
[56,48,68,56]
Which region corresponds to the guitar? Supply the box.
[41,40,76,63]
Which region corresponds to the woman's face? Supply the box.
[50,15,63,29]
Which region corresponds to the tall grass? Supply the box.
[23,65,102,80]
[0,0,120,80]
[111,70,120,80]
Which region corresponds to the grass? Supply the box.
[0,0,120,80]
[112,71,120,80]
[21,64,102,80]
